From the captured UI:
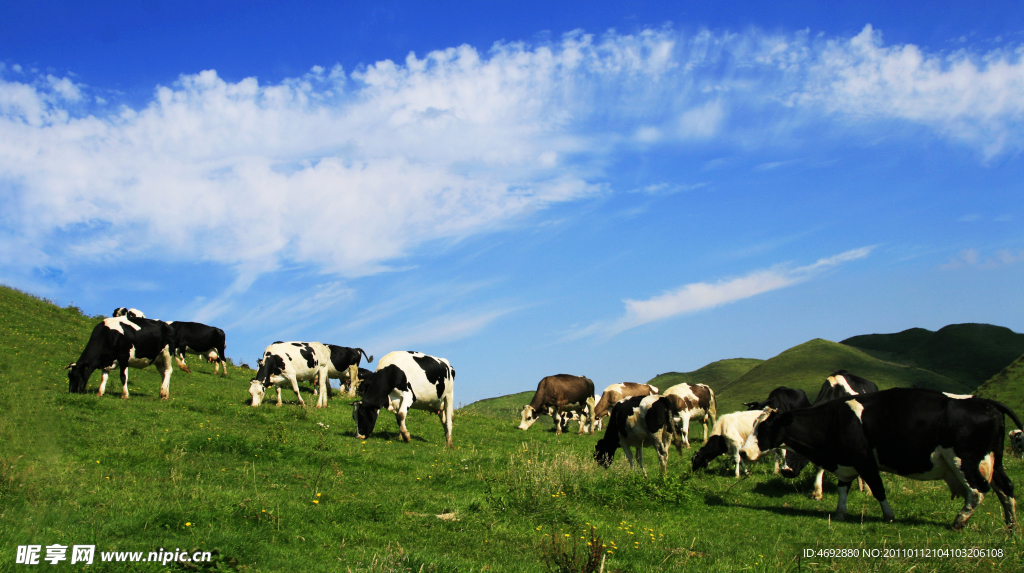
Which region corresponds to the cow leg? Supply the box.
[97,370,109,397]
[636,446,648,477]
[701,416,709,445]
[553,409,563,436]
[812,466,826,500]
[991,464,1018,531]
[120,366,131,399]
[442,399,454,448]
[175,353,191,374]
[653,433,669,474]
[584,396,596,435]
[680,411,692,449]
[316,369,328,408]
[621,442,636,469]
[853,465,893,522]
[732,448,748,478]
[157,347,172,400]
[396,407,412,443]
[833,480,852,521]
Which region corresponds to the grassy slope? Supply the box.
[646,358,763,394]
[842,324,1024,390]
[712,339,969,413]
[1,285,1022,572]
[974,353,1024,421]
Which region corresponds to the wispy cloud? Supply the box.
[575,246,875,338]
[941,248,1024,269]
[365,306,520,351]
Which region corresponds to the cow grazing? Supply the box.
[1010,430,1024,459]
[691,410,769,478]
[664,383,718,449]
[779,370,879,499]
[167,321,228,376]
[739,388,1022,530]
[743,386,812,412]
[249,342,331,408]
[594,394,686,475]
[112,307,146,318]
[352,351,454,447]
[67,315,176,399]
[323,345,373,397]
[592,383,659,435]
[518,374,596,435]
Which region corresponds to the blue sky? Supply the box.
[2,1,1023,404]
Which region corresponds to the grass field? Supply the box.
[2,285,1023,572]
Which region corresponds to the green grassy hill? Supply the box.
[712,338,969,413]
[647,358,763,393]
[3,284,1022,572]
[974,353,1024,420]
[842,324,1024,390]
[458,391,534,421]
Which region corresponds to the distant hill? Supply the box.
[841,323,1024,390]
[974,353,1024,421]
[710,338,969,413]
[647,358,763,393]
[457,391,534,421]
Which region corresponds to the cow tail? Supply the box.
[991,400,1024,431]
[359,349,374,364]
[709,390,718,426]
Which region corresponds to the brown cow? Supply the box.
[590,382,660,435]
[664,383,718,450]
[518,374,596,435]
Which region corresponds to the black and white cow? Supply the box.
[778,370,879,499]
[352,351,455,447]
[249,342,331,408]
[112,307,146,319]
[323,345,373,397]
[1010,429,1024,459]
[691,410,786,478]
[67,315,176,399]
[167,321,228,376]
[594,394,685,475]
[739,388,1022,530]
[663,383,717,450]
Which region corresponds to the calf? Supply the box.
[1010,429,1024,459]
[691,410,768,478]
[594,394,685,475]
[740,388,1021,530]
[67,315,176,399]
[167,321,228,376]
[591,383,659,435]
[352,351,455,447]
[664,383,717,449]
[518,374,596,435]
[249,342,331,408]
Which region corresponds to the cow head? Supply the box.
[518,405,542,430]
[593,436,618,468]
[67,362,90,394]
[691,435,727,472]
[352,400,380,439]
[738,407,782,462]
[248,379,268,407]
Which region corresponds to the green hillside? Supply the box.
[974,353,1024,420]
[647,358,763,393]
[842,324,1024,390]
[457,391,535,421]
[713,338,969,413]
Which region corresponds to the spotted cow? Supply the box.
[1010,429,1024,459]
[664,383,718,449]
[67,315,176,399]
[594,394,686,475]
[739,388,1022,530]
[352,351,455,447]
[249,342,331,408]
[167,321,228,376]
[112,307,146,319]
[324,345,374,397]
[591,383,659,435]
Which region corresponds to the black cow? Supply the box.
[744,387,812,412]
[323,345,373,397]
[779,370,879,499]
[352,351,455,447]
[739,388,1021,530]
[168,321,228,376]
[67,315,177,399]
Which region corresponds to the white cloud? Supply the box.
[3,23,1024,290]
[579,246,874,338]
[941,248,1024,269]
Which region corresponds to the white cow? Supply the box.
[664,383,718,449]
[690,410,769,478]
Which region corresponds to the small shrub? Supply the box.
[541,525,604,573]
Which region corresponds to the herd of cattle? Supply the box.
[65,310,1024,532]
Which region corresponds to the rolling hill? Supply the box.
[842,324,1024,390]
[703,338,970,413]
[973,352,1024,420]
[646,358,763,393]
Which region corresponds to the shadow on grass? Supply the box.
[706,493,946,527]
